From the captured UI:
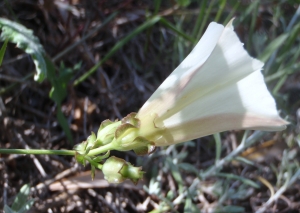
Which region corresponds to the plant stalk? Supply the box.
[0,149,75,156]
[87,143,114,157]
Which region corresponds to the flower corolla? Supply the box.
[136,20,288,146]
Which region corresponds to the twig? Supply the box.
[16,132,47,177]
[52,12,118,62]
[201,131,265,179]
[73,16,161,86]
[34,166,78,191]
[0,74,28,83]
[256,169,300,213]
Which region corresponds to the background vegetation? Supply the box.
[0,0,300,212]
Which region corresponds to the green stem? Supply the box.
[87,143,114,157]
[213,133,221,164]
[0,148,75,156]
[84,155,103,170]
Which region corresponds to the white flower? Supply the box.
[136,20,288,146]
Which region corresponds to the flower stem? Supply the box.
[0,149,75,156]
[87,143,114,157]
[84,155,103,170]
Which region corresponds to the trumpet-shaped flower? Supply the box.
[135,20,288,146]
[75,20,288,184]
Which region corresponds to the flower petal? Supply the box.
[138,22,224,118]
[157,71,287,146]
[137,20,287,146]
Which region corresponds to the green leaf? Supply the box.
[184,197,198,213]
[48,60,80,144]
[215,173,260,188]
[56,106,73,144]
[159,18,196,43]
[259,34,289,62]
[11,184,30,211]
[15,200,35,213]
[176,0,191,7]
[4,205,15,213]
[0,18,47,82]
[0,39,8,66]
[49,62,78,103]
[178,163,198,174]
[166,157,184,193]
[10,184,34,213]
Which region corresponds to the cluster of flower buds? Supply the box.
[74,113,156,183]
[74,19,287,184]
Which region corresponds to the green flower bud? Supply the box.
[74,141,89,166]
[87,132,97,146]
[96,120,121,146]
[102,156,144,184]
[73,132,96,156]
[85,113,156,157]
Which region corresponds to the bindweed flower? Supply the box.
[77,20,288,155]
[135,19,288,146]
[74,19,288,184]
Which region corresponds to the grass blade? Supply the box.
[74,16,161,86]
[0,39,8,66]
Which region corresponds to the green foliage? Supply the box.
[183,196,199,213]
[4,184,34,213]
[49,62,80,104]
[0,18,47,82]
[159,18,195,43]
[48,61,81,144]
[176,0,191,7]
[0,39,8,66]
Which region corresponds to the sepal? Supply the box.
[75,151,86,166]
[122,112,140,127]
[132,136,156,155]
[96,119,121,146]
[109,114,156,153]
